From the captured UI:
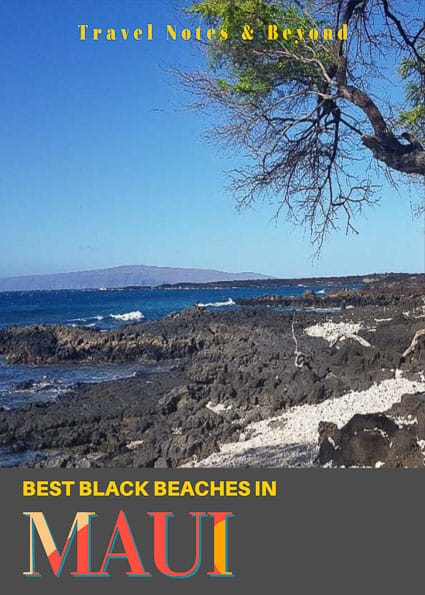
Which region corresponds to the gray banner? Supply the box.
[1,468,424,593]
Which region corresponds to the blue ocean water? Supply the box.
[0,359,168,410]
[0,283,347,405]
[0,284,345,329]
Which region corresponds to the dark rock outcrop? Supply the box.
[319,393,425,468]
[0,280,424,468]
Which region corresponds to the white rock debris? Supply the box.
[206,401,232,414]
[126,440,144,450]
[183,376,425,468]
[390,415,418,428]
[304,321,373,348]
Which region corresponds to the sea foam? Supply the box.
[110,310,145,322]
[70,315,104,322]
[197,298,235,308]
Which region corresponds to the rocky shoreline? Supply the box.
[0,276,424,468]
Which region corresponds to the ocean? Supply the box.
[0,284,341,330]
[0,283,350,465]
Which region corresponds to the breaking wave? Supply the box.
[70,312,144,324]
[70,315,105,322]
[197,298,235,308]
[110,310,145,322]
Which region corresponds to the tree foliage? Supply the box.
[400,45,425,142]
[181,0,425,246]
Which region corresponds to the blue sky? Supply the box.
[0,0,423,278]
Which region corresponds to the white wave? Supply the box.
[317,289,326,294]
[110,310,145,322]
[197,298,235,308]
[69,315,104,322]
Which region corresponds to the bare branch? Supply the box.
[178,0,425,248]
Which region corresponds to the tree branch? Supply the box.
[381,0,425,67]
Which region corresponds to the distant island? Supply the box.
[0,265,271,292]
[0,266,419,292]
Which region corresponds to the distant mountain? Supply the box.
[0,265,271,291]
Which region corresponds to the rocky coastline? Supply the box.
[0,275,424,468]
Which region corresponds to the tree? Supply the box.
[181,0,425,246]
